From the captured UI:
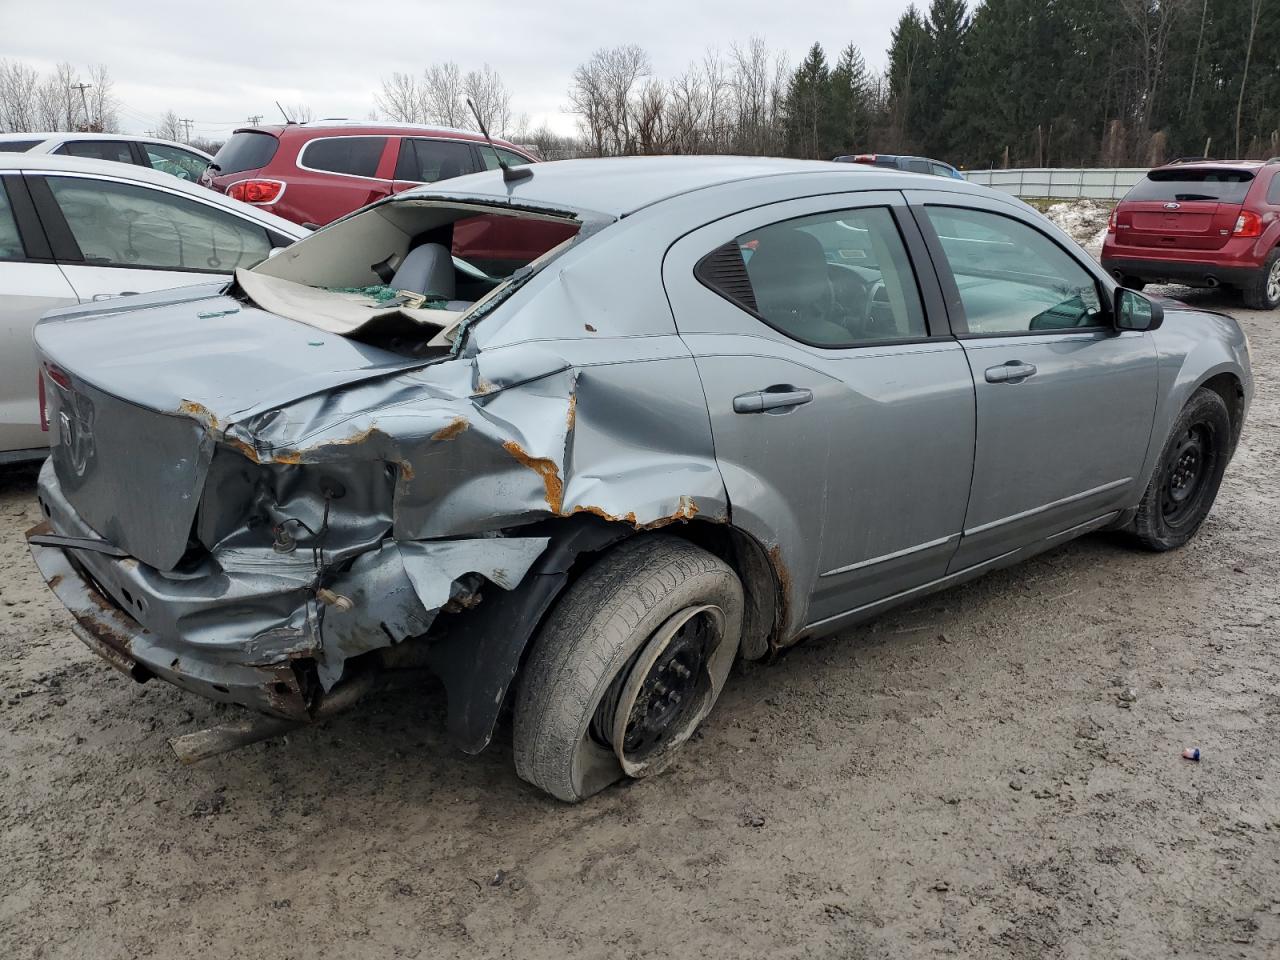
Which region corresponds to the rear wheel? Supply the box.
[514,536,743,802]
[1241,248,1280,310]
[1130,388,1231,551]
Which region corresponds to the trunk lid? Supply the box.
[1114,167,1255,251]
[36,287,427,570]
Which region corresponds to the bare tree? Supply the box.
[85,63,119,132]
[424,63,466,127]
[568,45,651,156]
[1235,0,1263,157]
[463,64,511,135]
[283,102,313,123]
[147,110,185,142]
[0,60,40,132]
[376,71,423,123]
[1119,0,1190,136]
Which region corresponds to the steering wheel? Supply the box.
[826,266,876,337]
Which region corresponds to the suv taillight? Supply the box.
[1107,208,1117,234]
[227,179,285,205]
[1233,211,1262,238]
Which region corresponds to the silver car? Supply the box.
[0,154,308,462]
[26,157,1251,802]
[0,132,214,182]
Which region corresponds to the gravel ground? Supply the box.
[1,287,1277,960]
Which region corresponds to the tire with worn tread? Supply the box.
[1130,387,1231,551]
[514,535,743,803]
[1240,248,1280,310]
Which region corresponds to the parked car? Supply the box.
[835,153,965,180]
[1102,158,1280,309]
[0,132,213,183]
[200,121,564,275]
[27,157,1250,802]
[0,154,307,463]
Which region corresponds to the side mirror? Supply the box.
[1114,287,1164,332]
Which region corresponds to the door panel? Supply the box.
[0,262,78,452]
[663,191,974,636]
[950,331,1156,568]
[908,192,1159,570]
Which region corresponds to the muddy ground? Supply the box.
[2,287,1278,960]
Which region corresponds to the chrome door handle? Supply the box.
[91,291,139,301]
[733,386,814,414]
[984,361,1037,384]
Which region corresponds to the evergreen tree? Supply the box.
[784,43,833,158]
[885,6,930,152]
[918,0,970,158]
[828,44,874,155]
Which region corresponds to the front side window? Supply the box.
[300,137,386,178]
[143,143,209,182]
[47,176,271,272]
[394,139,476,182]
[697,206,927,347]
[54,140,134,164]
[479,146,532,170]
[0,178,25,260]
[924,207,1105,334]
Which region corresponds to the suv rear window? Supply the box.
[300,137,385,178]
[1126,168,1255,204]
[213,132,279,175]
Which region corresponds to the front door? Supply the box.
[663,192,976,637]
[910,195,1159,570]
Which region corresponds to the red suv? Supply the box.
[201,122,568,274]
[1102,159,1280,309]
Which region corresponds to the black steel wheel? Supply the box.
[1131,387,1232,551]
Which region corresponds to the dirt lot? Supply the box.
[2,287,1278,960]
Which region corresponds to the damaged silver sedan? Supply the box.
[27,157,1251,801]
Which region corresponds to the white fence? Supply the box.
[964,167,1146,200]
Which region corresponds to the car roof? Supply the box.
[0,153,308,237]
[405,155,985,218]
[0,131,213,158]
[233,121,522,150]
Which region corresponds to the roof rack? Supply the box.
[1168,156,1212,164]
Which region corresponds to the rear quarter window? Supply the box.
[0,140,41,153]
[213,132,279,175]
[1126,169,1255,204]
[1268,173,1280,206]
[300,137,386,178]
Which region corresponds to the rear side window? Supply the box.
[0,178,25,260]
[394,138,476,182]
[0,139,40,153]
[479,146,533,171]
[696,206,927,347]
[46,175,271,273]
[1268,174,1280,206]
[301,137,386,177]
[904,158,931,175]
[143,143,209,182]
[1125,169,1255,204]
[54,140,135,164]
[213,132,279,175]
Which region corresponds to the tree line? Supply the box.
[3,1,1276,169]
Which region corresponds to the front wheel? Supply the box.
[1130,388,1231,551]
[514,536,743,802]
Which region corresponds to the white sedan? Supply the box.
[0,153,309,462]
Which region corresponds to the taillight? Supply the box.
[43,361,71,389]
[1107,208,1117,234]
[39,362,69,432]
[852,154,877,164]
[1233,211,1262,238]
[227,179,284,205]
[38,371,48,431]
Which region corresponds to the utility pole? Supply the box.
[70,82,92,130]
[179,118,194,143]
[247,114,262,125]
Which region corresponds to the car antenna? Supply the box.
[275,100,296,125]
[466,97,531,184]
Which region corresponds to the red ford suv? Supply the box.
[201,122,569,274]
[1102,158,1280,309]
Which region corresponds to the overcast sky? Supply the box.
[5,0,918,142]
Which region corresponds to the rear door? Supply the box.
[389,137,480,192]
[1114,168,1255,252]
[663,191,975,636]
[910,192,1158,570]
[0,173,77,455]
[293,135,393,224]
[27,172,275,301]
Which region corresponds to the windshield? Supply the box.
[212,132,279,175]
[1126,169,1255,203]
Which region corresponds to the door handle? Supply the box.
[733,385,814,414]
[91,291,139,301]
[984,361,1037,384]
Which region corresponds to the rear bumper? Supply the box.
[1100,256,1259,287]
[26,519,313,719]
